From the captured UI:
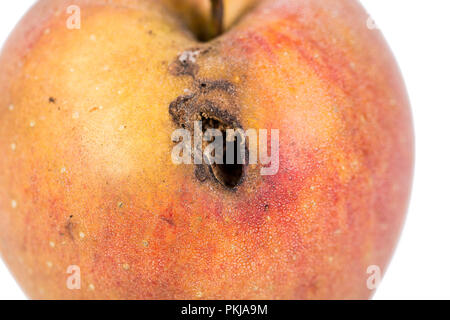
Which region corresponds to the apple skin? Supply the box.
[0,0,413,299]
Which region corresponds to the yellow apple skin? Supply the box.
[0,0,413,299]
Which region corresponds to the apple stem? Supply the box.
[211,0,224,37]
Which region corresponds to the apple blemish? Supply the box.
[168,47,210,78]
[169,77,247,189]
[169,45,247,189]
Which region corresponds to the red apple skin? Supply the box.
[0,0,413,299]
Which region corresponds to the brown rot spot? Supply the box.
[169,78,247,189]
[49,97,56,103]
[194,165,208,182]
[168,50,200,78]
[168,47,212,78]
[200,111,246,188]
[160,216,175,226]
[63,216,75,240]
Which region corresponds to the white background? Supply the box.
[0,0,449,300]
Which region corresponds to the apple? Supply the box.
[0,0,413,299]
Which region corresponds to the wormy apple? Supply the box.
[0,0,413,299]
